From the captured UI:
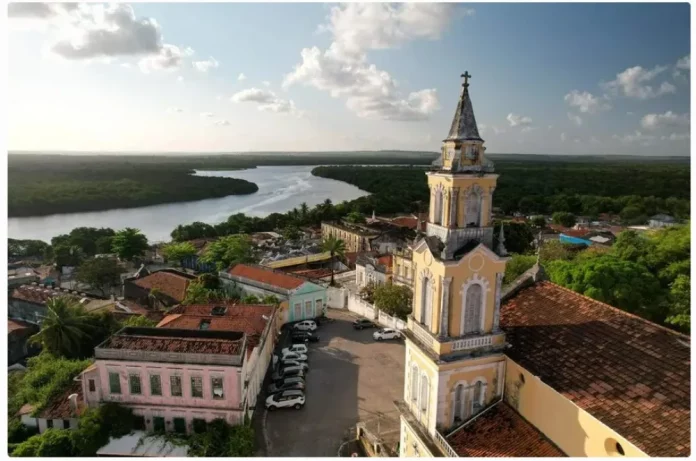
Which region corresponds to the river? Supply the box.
[8,165,369,243]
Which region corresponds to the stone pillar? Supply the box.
[439,276,452,337]
[493,272,503,331]
[449,188,459,228]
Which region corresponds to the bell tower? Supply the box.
[397,73,510,458]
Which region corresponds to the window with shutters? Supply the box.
[109,372,121,394]
[150,374,162,396]
[211,377,224,399]
[472,381,484,415]
[454,384,465,422]
[465,189,481,227]
[191,376,203,398]
[171,375,183,397]
[463,284,483,335]
[420,374,429,413]
[129,374,142,395]
[433,190,443,225]
[410,365,419,403]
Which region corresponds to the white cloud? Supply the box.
[603,65,676,99]
[612,130,656,145]
[213,119,230,126]
[640,111,690,130]
[231,88,303,116]
[10,3,194,72]
[567,112,583,126]
[626,111,634,116]
[262,81,270,87]
[139,44,193,73]
[676,55,690,70]
[590,136,600,145]
[177,76,184,83]
[506,113,532,127]
[166,107,182,114]
[283,3,462,121]
[193,56,219,72]
[238,73,247,81]
[520,126,537,133]
[661,133,690,141]
[491,126,506,135]
[563,90,610,114]
[200,112,214,118]
[573,138,580,144]
[547,125,553,130]
[560,132,566,142]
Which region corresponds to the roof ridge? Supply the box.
[538,281,690,341]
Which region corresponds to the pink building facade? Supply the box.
[82,327,249,434]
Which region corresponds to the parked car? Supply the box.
[291,331,319,343]
[373,328,401,341]
[280,359,309,373]
[267,378,306,395]
[293,320,317,332]
[353,318,377,330]
[265,390,305,410]
[282,344,308,355]
[272,366,305,382]
[282,351,308,362]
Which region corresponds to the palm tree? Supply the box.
[300,202,309,222]
[30,297,96,359]
[322,235,346,286]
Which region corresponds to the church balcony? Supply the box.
[425,224,494,253]
[407,316,506,359]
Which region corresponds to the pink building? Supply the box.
[82,327,250,434]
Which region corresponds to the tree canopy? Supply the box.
[75,257,123,296]
[111,228,149,261]
[552,211,576,228]
[199,234,256,271]
[161,241,197,265]
[373,283,413,320]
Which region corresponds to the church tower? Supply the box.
[397,73,510,457]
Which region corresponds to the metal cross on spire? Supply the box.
[461,71,472,88]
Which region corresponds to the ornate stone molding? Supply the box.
[459,274,491,335]
[439,276,452,337]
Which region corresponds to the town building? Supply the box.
[8,266,40,288]
[220,264,326,323]
[157,303,279,418]
[649,213,678,228]
[396,74,690,458]
[355,254,393,288]
[392,248,415,288]
[18,381,85,434]
[81,327,251,433]
[321,222,379,252]
[123,269,197,308]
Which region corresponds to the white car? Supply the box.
[265,389,305,410]
[282,351,308,362]
[373,328,401,341]
[293,320,317,332]
[282,344,308,356]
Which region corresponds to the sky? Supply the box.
[6,2,691,155]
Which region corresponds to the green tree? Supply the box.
[531,216,546,228]
[619,205,647,225]
[8,419,39,444]
[547,255,662,320]
[300,202,309,222]
[187,418,255,457]
[111,228,149,261]
[373,283,412,320]
[182,280,228,305]
[282,225,301,242]
[261,294,281,305]
[321,235,346,286]
[75,257,123,296]
[72,404,137,456]
[199,234,256,271]
[503,254,537,284]
[551,211,576,228]
[345,211,366,224]
[161,241,197,266]
[241,295,260,304]
[198,273,220,290]
[665,275,690,331]
[494,221,535,254]
[121,315,158,328]
[539,240,579,263]
[29,298,97,359]
[170,221,217,242]
[52,244,83,269]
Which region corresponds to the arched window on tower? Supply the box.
[420,374,429,413]
[421,277,433,329]
[453,383,465,423]
[465,188,482,227]
[410,364,419,403]
[433,189,444,225]
[462,284,483,335]
[472,380,486,415]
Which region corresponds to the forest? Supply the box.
[312,157,690,223]
[8,152,437,217]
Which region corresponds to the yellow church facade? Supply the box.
[395,74,690,458]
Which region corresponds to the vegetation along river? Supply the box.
[8,166,368,243]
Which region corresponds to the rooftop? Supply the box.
[39,381,85,420]
[98,327,245,357]
[265,251,333,269]
[321,221,380,237]
[228,264,306,290]
[131,269,196,303]
[501,280,690,457]
[445,78,483,142]
[8,319,36,336]
[446,401,565,457]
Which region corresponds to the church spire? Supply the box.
[445,71,482,142]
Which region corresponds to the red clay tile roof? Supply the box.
[447,402,565,457]
[101,332,244,355]
[390,216,419,229]
[560,228,590,238]
[132,270,195,303]
[377,254,393,270]
[287,268,333,279]
[39,381,85,419]
[8,319,35,336]
[501,281,690,457]
[228,264,305,290]
[10,285,70,305]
